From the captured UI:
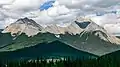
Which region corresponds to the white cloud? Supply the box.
[0,0,14,5]
[85,13,120,35]
[87,13,120,25]
[0,0,120,36]
[27,4,78,26]
[0,0,45,28]
[104,24,120,36]
[2,0,43,10]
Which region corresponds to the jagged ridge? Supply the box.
[3,17,120,44]
[1,17,120,56]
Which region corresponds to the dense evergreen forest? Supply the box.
[0,55,119,67]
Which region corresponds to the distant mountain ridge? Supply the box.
[2,17,120,44]
[1,17,120,56]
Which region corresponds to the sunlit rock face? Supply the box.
[2,17,43,37]
[3,17,120,44]
[2,17,120,56]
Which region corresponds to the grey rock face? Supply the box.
[2,17,120,56]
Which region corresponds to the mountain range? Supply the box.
[0,17,120,60]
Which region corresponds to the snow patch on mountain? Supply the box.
[2,17,120,44]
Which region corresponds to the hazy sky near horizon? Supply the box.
[0,0,120,35]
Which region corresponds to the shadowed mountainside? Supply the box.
[0,32,120,56]
[0,40,98,61]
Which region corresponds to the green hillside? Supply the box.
[0,40,98,61]
[0,31,120,58]
[0,33,57,51]
[0,33,13,48]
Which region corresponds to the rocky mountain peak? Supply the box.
[2,17,120,44]
[2,18,43,37]
[75,18,120,44]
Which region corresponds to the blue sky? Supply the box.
[40,0,55,11]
